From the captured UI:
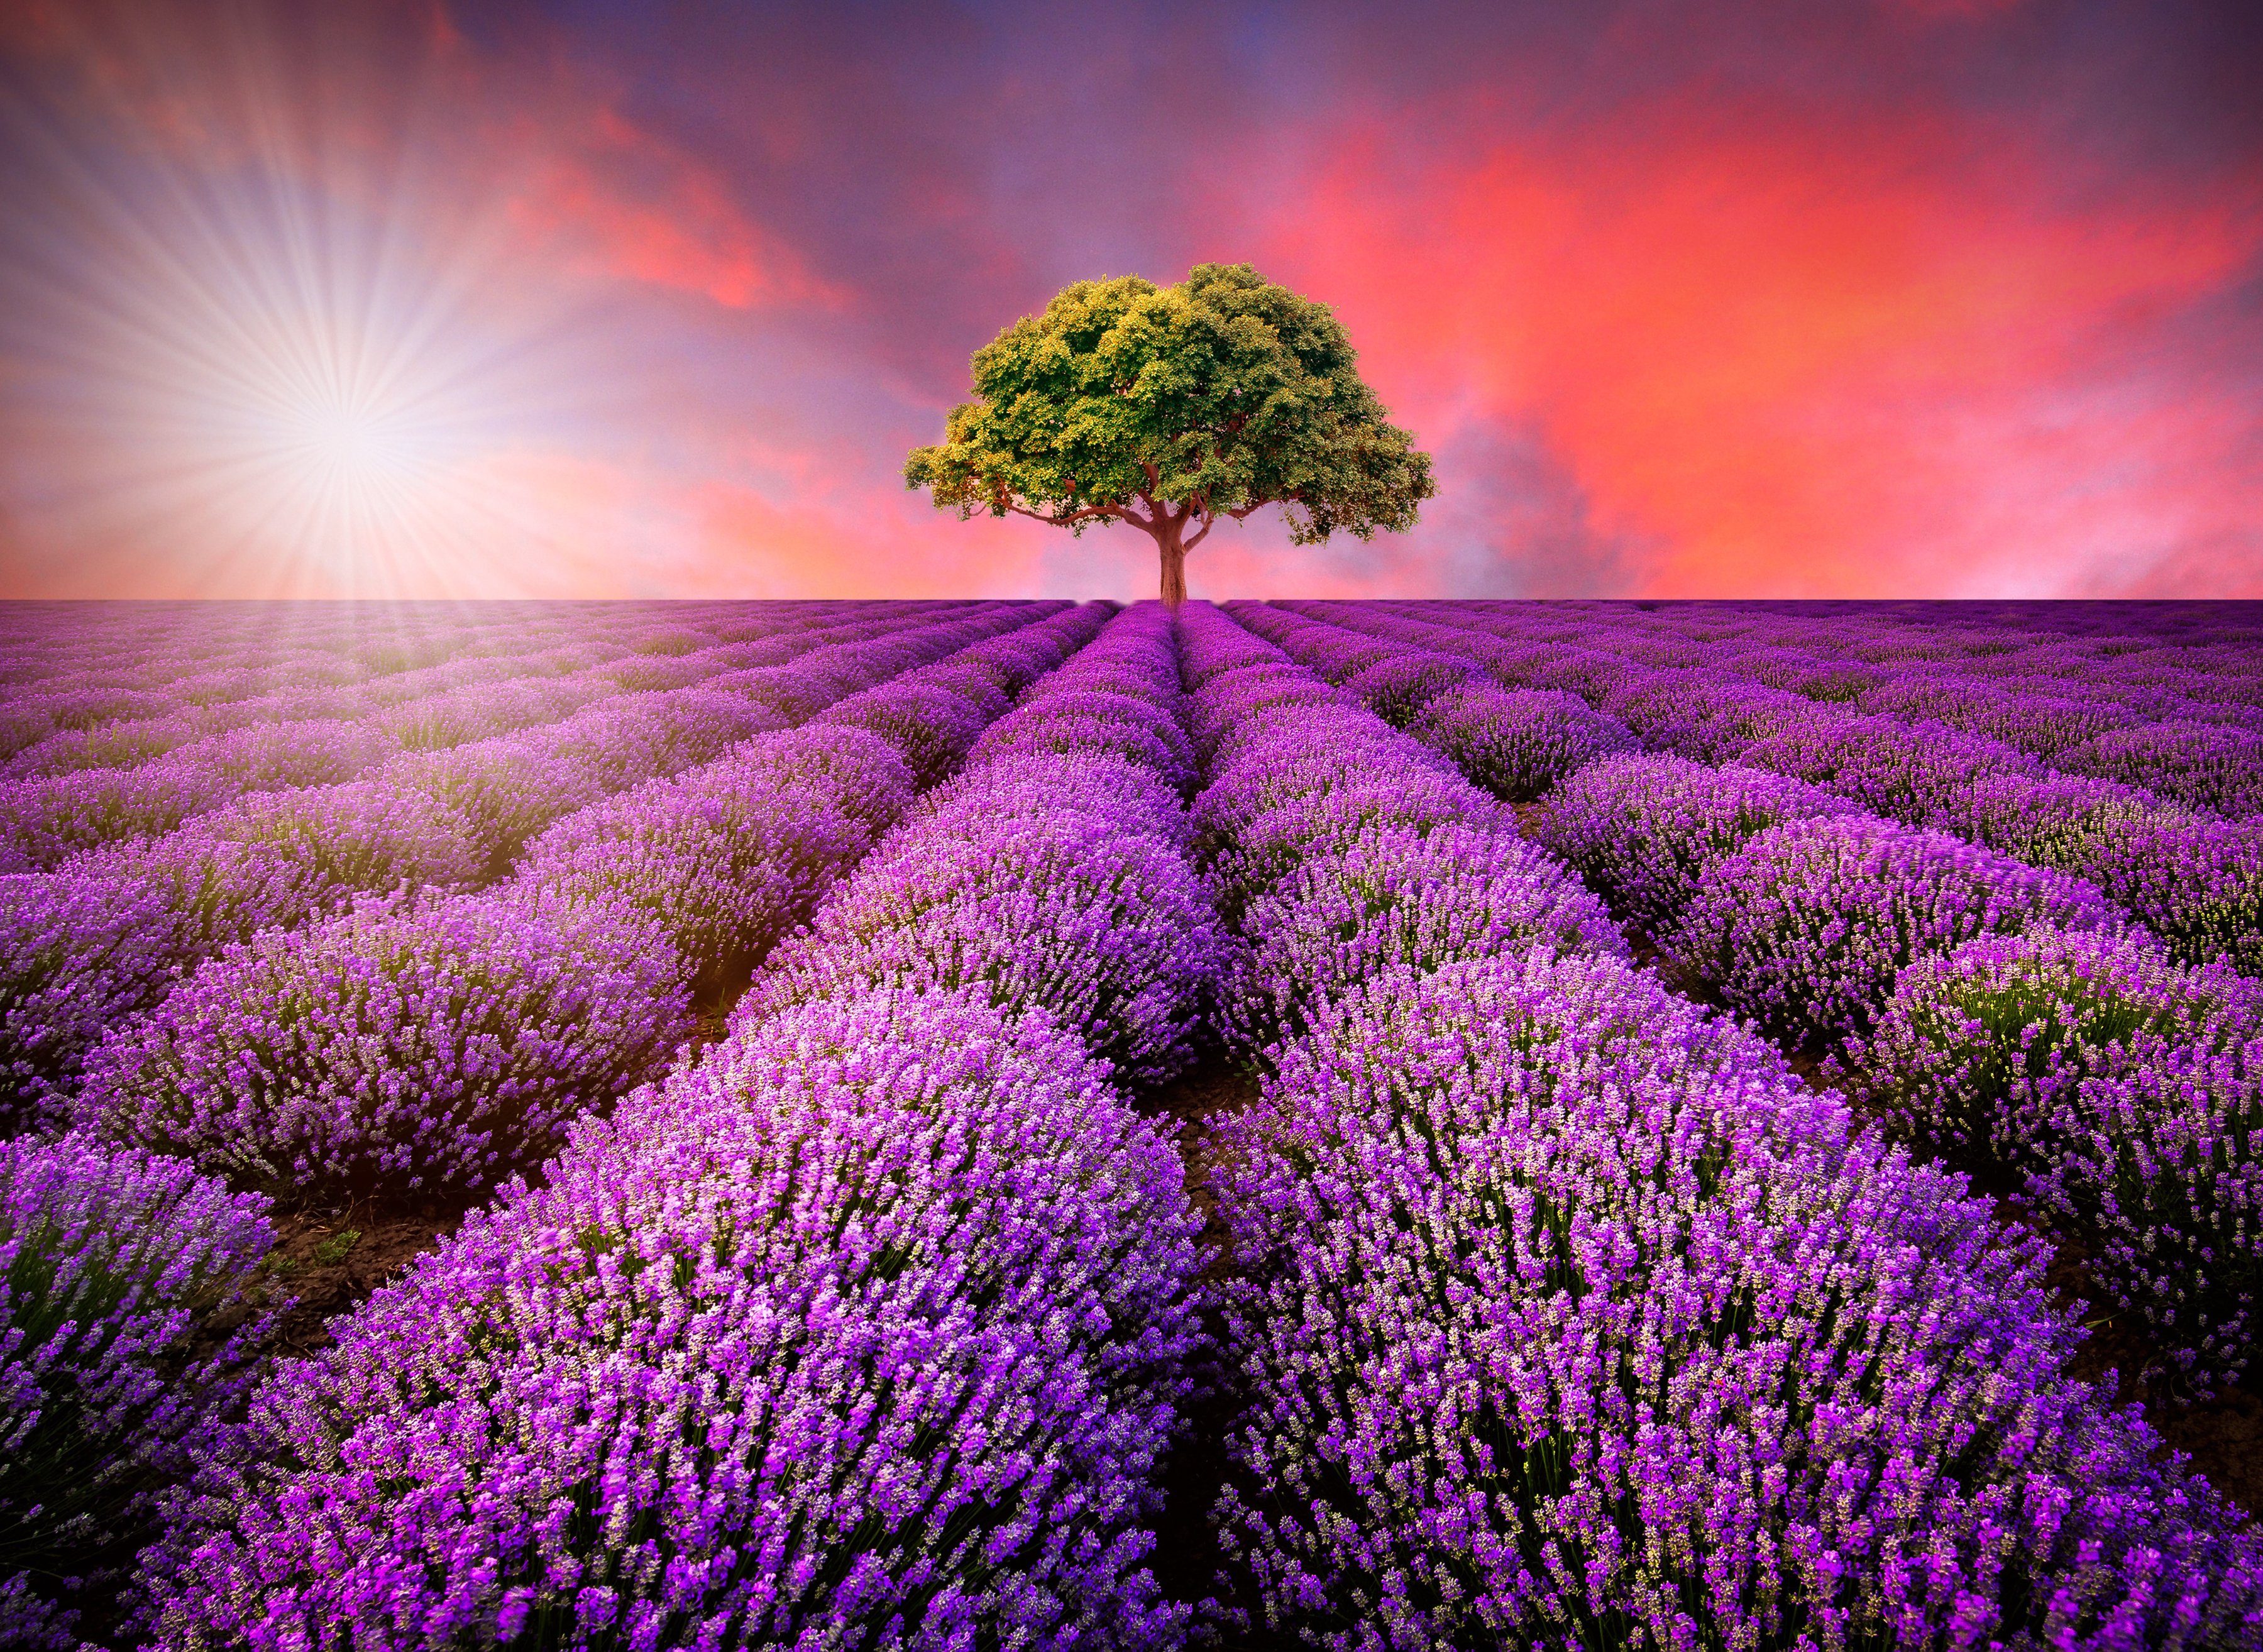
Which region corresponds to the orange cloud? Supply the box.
[4,1,835,318]
[1253,92,2263,595]
[498,107,840,313]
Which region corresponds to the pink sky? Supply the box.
[1,0,2257,599]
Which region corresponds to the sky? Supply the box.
[0,0,2257,600]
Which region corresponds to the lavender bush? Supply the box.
[1734,708,2040,827]
[1538,751,1864,933]
[1213,949,2263,1648]
[512,751,871,999]
[811,677,993,786]
[3,1136,273,1646]
[1410,682,1638,801]
[1225,818,1627,1056]
[1849,925,2263,1387]
[969,689,1198,794]
[2061,720,2263,817]
[745,769,1225,1085]
[77,895,691,1207]
[2068,813,2263,975]
[700,722,916,835]
[1670,813,2122,1049]
[0,763,234,872]
[1,873,185,1136]
[1336,651,1480,725]
[145,988,1202,1651]
[924,749,1192,851]
[77,778,487,957]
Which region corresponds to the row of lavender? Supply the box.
[0,603,955,810]
[0,600,1109,1644]
[1229,599,2262,1396]
[0,600,994,872]
[0,601,1051,1138]
[140,603,1225,1648]
[1321,598,2263,972]
[6,598,2260,1646]
[1440,598,2263,774]
[0,600,971,730]
[62,603,1113,1208]
[1176,603,2259,1647]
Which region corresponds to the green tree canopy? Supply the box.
[905,263,1435,603]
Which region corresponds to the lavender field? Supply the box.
[4,596,2262,1649]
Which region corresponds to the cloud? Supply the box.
[1241,81,2263,595]
[1,0,2257,598]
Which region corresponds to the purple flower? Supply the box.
[512,739,880,999]
[1670,813,2122,1049]
[143,987,1202,1651]
[1337,653,1483,725]
[76,895,692,1206]
[2069,813,2263,975]
[74,778,487,957]
[3,1135,273,1641]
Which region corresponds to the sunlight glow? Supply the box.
[0,8,624,598]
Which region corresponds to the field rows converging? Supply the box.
[3,601,1068,1143]
[3,599,2260,1649]
[1228,600,2263,1401]
[1281,598,2263,974]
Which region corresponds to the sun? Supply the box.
[234,348,452,563]
[0,9,619,598]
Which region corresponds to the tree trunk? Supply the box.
[1157,522,1187,607]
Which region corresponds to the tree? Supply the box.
[905,263,1436,605]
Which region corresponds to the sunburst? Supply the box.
[0,8,620,597]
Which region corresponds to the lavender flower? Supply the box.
[144,988,1201,1651]
[77,895,691,1206]
[1735,708,2040,827]
[3,1135,273,1643]
[1671,813,2122,1049]
[928,750,1192,851]
[812,678,993,786]
[707,722,917,833]
[2070,813,2263,975]
[75,778,487,957]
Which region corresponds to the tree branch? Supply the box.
[1182,497,1267,553]
[1006,502,1143,531]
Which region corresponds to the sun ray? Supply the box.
[0,5,628,597]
